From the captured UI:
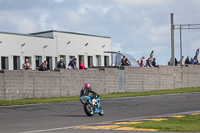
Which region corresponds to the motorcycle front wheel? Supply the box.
[84,104,93,116]
[99,107,103,116]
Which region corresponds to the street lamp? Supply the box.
[21,43,26,47]
[102,45,105,48]
[85,43,88,46]
[0,41,2,43]
[67,41,71,45]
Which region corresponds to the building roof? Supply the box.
[29,30,111,39]
[0,31,53,39]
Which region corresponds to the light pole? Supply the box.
[171,13,175,66]
[54,35,58,60]
[43,45,48,61]
[21,43,26,69]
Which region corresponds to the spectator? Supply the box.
[190,59,195,65]
[68,58,77,69]
[146,58,154,67]
[121,56,129,66]
[175,58,177,66]
[74,62,78,69]
[185,56,190,64]
[194,56,198,65]
[140,56,145,67]
[23,58,32,70]
[181,56,184,66]
[79,61,85,70]
[57,58,66,69]
[38,63,46,71]
[137,60,140,65]
[152,58,156,67]
[44,60,48,71]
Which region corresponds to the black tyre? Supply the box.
[99,107,103,116]
[84,104,93,116]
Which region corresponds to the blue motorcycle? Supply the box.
[80,95,103,116]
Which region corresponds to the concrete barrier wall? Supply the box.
[124,65,200,92]
[0,66,199,101]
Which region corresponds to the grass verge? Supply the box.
[124,114,200,132]
[0,87,200,106]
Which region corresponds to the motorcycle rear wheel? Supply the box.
[84,104,93,116]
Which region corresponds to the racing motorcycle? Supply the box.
[80,95,103,116]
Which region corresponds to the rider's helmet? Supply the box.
[84,83,91,88]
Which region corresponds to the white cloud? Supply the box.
[14,17,38,33]
[39,12,50,30]
[0,11,38,33]
[67,11,93,25]
[111,42,123,52]
[148,25,170,42]
[112,0,173,5]
[54,0,64,3]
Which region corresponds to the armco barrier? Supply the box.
[0,65,199,101]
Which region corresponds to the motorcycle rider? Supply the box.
[80,83,99,105]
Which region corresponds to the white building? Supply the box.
[0,30,111,70]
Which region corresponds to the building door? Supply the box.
[96,55,101,66]
[13,56,20,70]
[60,55,66,68]
[104,56,109,66]
[46,56,53,70]
[88,56,93,67]
[79,55,84,65]
[1,57,9,70]
[35,56,42,70]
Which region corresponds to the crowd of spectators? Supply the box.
[21,57,86,71]
[138,56,157,68]
[184,56,199,65]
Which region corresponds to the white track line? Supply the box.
[18,110,200,133]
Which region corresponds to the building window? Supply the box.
[96,55,101,66]
[88,56,93,67]
[46,56,53,70]
[55,57,57,68]
[1,57,9,70]
[104,56,109,66]
[79,55,84,65]
[13,56,20,70]
[35,56,42,70]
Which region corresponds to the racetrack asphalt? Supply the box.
[0,92,200,133]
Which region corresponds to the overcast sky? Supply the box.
[0,0,200,65]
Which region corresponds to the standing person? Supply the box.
[137,60,140,65]
[194,56,198,65]
[140,56,145,67]
[23,58,32,70]
[79,60,85,70]
[44,60,48,71]
[185,56,190,64]
[190,59,195,65]
[121,56,129,66]
[68,58,77,69]
[57,58,66,69]
[152,58,156,67]
[181,56,185,66]
[146,58,154,67]
[38,63,46,71]
[175,58,177,66]
[74,62,78,69]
